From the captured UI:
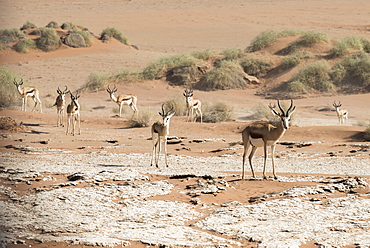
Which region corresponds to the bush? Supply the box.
[330,36,370,57]
[72,30,92,46]
[82,72,109,92]
[0,28,23,44]
[221,48,244,60]
[246,29,307,52]
[286,80,308,93]
[14,38,36,53]
[101,27,129,45]
[20,21,37,30]
[246,30,279,52]
[110,68,144,84]
[191,49,217,60]
[0,67,20,107]
[239,56,272,77]
[279,52,312,71]
[281,31,328,54]
[164,97,187,116]
[203,101,234,123]
[143,53,198,80]
[196,60,247,91]
[36,27,61,52]
[331,53,370,87]
[128,108,154,128]
[290,60,333,91]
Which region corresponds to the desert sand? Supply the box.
[1,0,370,247]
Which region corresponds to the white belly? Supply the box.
[249,137,276,147]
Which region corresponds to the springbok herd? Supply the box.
[12,78,350,179]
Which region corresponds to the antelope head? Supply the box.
[159,103,175,125]
[269,100,296,129]
[13,78,24,87]
[106,85,118,95]
[57,86,70,96]
[333,101,342,109]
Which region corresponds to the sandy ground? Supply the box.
[1,0,370,247]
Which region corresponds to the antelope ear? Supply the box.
[183,93,186,96]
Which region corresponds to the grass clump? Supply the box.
[196,60,247,91]
[191,49,217,60]
[330,36,370,57]
[0,67,20,107]
[282,31,328,54]
[82,72,110,92]
[164,98,187,116]
[246,30,279,52]
[239,56,272,77]
[35,27,61,52]
[221,48,244,60]
[128,108,154,128]
[20,21,37,30]
[143,53,198,80]
[101,27,129,45]
[279,52,312,71]
[110,68,144,84]
[0,28,23,44]
[72,30,92,46]
[203,101,234,123]
[14,38,36,53]
[246,29,307,52]
[290,60,333,91]
[331,53,370,88]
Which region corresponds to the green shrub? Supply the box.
[14,38,36,53]
[330,36,370,57]
[191,49,217,60]
[246,29,307,52]
[279,52,312,71]
[82,72,109,92]
[36,27,61,52]
[164,97,187,116]
[0,28,23,44]
[196,60,247,91]
[281,31,328,54]
[203,101,234,123]
[332,53,370,87]
[20,21,37,30]
[101,27,129,45]
[110,68,144,83]
[221,48,244,60]
[0,67,20,107]
[143,53,198,80]
[246,30,278,52]
[286,80,308,93]
[72,30,92,46]
[239,56,272,77]
[291,60,333,91]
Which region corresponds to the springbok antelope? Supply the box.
[183,89,202,123]
[13,78,42,112]
[150,104,175,168]
[66,91,81,136]
[53,86,70,127]
[333,101,348,125]
[241,100,296,180]
[106,85,138,117]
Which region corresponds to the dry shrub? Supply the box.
[196,60,247,91]
[164,98,187,116]
[14,38,36,53]
[36,27,61,52]
[0,67,20,107]
[203,101,234,123]
[128,108,154,128]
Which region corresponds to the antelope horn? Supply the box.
[286,100,295,116]
[277,100,285,116]
[57,86,62,94]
